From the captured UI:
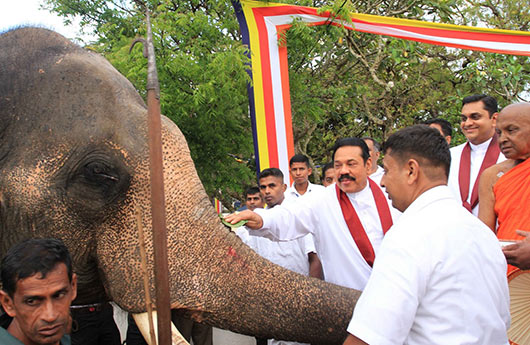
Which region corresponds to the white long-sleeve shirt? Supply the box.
[254,183,400,290]
[448,138,505,216]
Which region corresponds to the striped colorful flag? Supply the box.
[214,197,223,214]
[233,0,530,182]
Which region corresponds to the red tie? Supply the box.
[458,135,501,212]
[336,179,393,267]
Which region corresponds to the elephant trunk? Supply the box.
[97,119,359,344]
[168,200,360,344]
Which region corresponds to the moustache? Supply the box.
[338,174,356,182]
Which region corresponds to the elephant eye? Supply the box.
[83,161,119,183]
[61,151,131,217]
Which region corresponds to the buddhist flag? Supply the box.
[233,0,530,182]
[214,197,223,214]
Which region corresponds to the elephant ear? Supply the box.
[219,214,248,229]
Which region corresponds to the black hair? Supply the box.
[332,138,370,163]
[1,238,73,297]
[462,94,498,117]
[245,186,260,197]
[423,118,453,138]
[259,168,284,180]
[361,137,381,152]
[289,154,310,168]
[321,162,334,176]
[383,125,451,178]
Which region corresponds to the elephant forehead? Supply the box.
[4,165,50,203]
[3,147,70,197]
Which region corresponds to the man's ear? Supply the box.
[0,290,16,317]
[365,157,373,173]
[406,159,420,184]
[492,112,499,126]
[70,273,78,301]
[281,183,287,192]
[307,167,312,176]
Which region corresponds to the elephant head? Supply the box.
[0,27,360,344]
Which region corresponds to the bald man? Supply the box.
[478,102,530,271]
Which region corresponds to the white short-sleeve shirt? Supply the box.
[347,186,510,345]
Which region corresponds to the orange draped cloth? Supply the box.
[494,157,530,274]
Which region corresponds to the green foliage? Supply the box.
[279,0,530,166]
[44,0,530,195]
[44,0,255,210]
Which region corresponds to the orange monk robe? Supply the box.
[494,157,530,274]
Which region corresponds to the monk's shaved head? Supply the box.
[497,102,530,160]
[500,102,530,117]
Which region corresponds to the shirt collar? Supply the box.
[469,136,493,153]
[345,180,371,205]
[401,185,453,217]
[290,181,314,196]
[370,166,384,177]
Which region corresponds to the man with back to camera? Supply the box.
[285,154,325,200]
[226,138,400,291]
[321,162,336,187]
[343,125,509,345]
[361,137,384,185]
[424,118,452,145]
[448,94,505,216]
[0,238,77,345]
[478,102,530,272]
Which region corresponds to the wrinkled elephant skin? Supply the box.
[0,28,360,344]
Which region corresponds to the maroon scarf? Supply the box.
[458,135,500,212]
[336,178,393,267]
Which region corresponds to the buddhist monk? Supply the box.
[478,102,530,271]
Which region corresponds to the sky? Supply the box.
[0,0,93,42]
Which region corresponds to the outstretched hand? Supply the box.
[502,230,530,270]
[224,210,264,230]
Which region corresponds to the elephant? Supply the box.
[0,27,360,344]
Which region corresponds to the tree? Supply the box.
[45,0,256,209]
[277,0,530,174]
[44,0,529,190]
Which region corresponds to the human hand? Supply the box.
[502,230,530,270]
[224,210,263,230]
[516,230,530,241]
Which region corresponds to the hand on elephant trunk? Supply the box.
[225,210,263,229]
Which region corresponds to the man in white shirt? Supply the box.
[285,154,325,201]
[240,168,320,277]
[448,94,505,216]
[235,168,319,345]
[344,125,510,345]
[362,137,384,185]
[226,138,399,291]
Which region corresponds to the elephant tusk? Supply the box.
[133,312,190,345]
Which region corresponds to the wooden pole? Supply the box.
[136,207,157,345]
[129,7,172,345]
